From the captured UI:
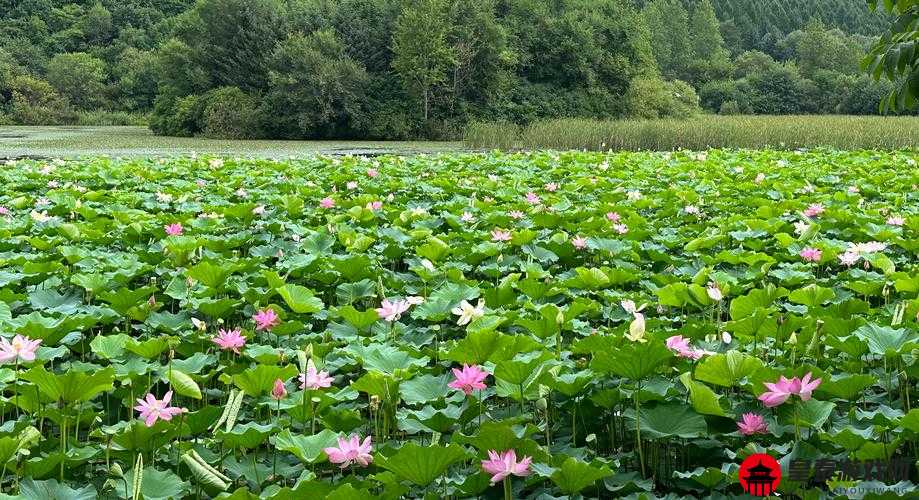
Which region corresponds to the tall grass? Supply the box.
[464,115,919,151]
[75,111,148,126]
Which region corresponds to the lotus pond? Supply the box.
[0,150,917,499]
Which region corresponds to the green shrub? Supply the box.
[201,87,262,139]
[837,76,899,115]
[624,77,700,119]
[149,94,205,137]
[699,79,751,113]
[8,75,75,125]
[719,100,741,115]
[746,63,817,114]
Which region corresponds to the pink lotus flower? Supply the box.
[758,375,797,407]
[324,434,373,468]
[376,299,411,322]
[164,223,183,236]
[737,413,769,436]
[347,181,358,190]
[448,364,488,395]
[613,223,629,234]
[758,375,800,408]
[212,328,246,354]
[319,197,335,209]
[665,335,704,360]
[754,173,766,184]
[491,229,512,242]
[665,335,691,352]
[796,372,821,401]
[0,335,41,363]
[366,201,383,210]
[572,236,588,249]
[481,449,532,485]
[299,359,334,390]
[508,210,524,220]
[839,251,859,266]
[887,215,905,226]
[461,211,475,222]
[544,182,558,192]
[758,372,822,407]
[134,390,186,427]
[800,247,822,262]
[525,192,540,204]
[367,168,379,178]
[606,211,621,222]
[803,203,825,217]
[253,308,280,331]
[271,378,287,400]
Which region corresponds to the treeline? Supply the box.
[643,0,898,117]
[0,0,907,139]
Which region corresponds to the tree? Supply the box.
[794,19,862,76]
[643,0,693,79]
[690,0,728,61]
[113,47,158,110]
[445,0,513,113]
[45,52,107,109]
[864,0,919,111]
[175,0,286,92]
[392,0,455,122]
[265,30,369,138]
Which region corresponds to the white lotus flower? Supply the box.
[625,313,646,343]
[452,299,485,326]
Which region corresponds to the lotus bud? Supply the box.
[585,433,596,443]
[535,398,547,411]
[110,463,124,478]
[369,395,381,411]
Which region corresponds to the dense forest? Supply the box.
[0,0,905,139]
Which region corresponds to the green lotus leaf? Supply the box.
[375,443,468,487]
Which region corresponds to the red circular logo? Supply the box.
[739,453,781,497]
